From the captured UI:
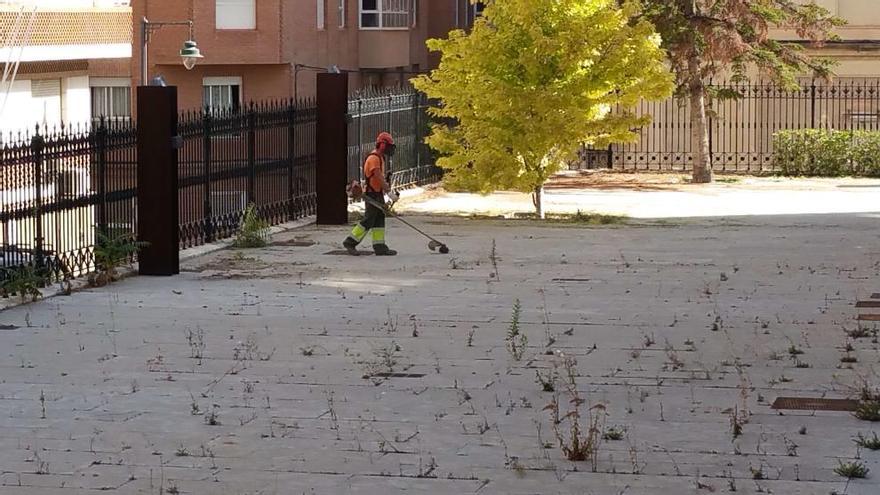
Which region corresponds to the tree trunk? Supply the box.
[532,185,545,219]
[688,56,713,184]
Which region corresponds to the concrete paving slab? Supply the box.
[1,211,879,493]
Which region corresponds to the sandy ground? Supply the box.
[397,171,880,219]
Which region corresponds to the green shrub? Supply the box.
[851,131,880,176]
[773,129,880,177]
[90,231,148,287]
[233,204,270,248]
[0,265,46,302]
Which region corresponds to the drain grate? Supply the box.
[552,278,591,283]
[858,314,880,321]
[772,397,858,412]
[857,301,880,308]
[370,372,426,378]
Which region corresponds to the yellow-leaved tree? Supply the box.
[414,0,674,217]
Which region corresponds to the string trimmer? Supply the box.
[360,194,450,255]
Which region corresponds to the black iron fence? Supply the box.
[0,121,137,283]
[177,100,318,249]
[1,88,439,286]
[569,78,880,173]
[348,88,439,188]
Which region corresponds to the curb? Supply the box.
[0,216,317,314]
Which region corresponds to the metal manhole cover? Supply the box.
[772,397,858,412]
[370,373,426,378]
[857,301,880,308]
[324,250,374,256]
[858,314,880,321]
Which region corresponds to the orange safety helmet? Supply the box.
[376,132,396,157]
[376,132,395,147]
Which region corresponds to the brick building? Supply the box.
[132,0,481,111]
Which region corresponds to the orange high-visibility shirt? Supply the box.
[364,154,384,192]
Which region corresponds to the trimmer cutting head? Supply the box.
[428,240,450,254]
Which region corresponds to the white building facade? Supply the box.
[0,0,131,137]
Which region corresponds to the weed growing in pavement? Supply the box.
[749,464,765,480]
[835,460,869,479]
[325,390,340,440]
[186,327,206,363]
[1,265,46,302]
[383,307,399,334]
[846,324,877,340]
[841,353,858,364]
[489,239,500,281]
[664,340,684,371]
[536,368,557,392]
[783,436,798,456]
[853,380,880,422]
[540,288,556,351]
[730,407,744,439]
[232,203,269,248]
[544,353,605,468]
[506,299,527,361]
[90,231,147,287]
[855,432,880,450]
[603,426,625,441]
[855,400,880,422]
[205,405,221,426]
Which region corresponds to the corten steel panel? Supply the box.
[316,73,349,226]
[137,86,180,276]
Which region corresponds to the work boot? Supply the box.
[343,237,360,256]
[373,244,398,256]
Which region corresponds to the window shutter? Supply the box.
[216,0,256,30]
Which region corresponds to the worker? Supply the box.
[343,132,399,256]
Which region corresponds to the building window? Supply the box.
[90,80,131,126]
[216,0,256,30]
[317,0,325,29]
[338,0,346,28]
[203,77,242,114]
[32,79,62,127]
[360,0,410,29]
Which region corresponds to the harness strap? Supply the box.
[364,152,384,193]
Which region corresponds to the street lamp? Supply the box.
[141,17,204,86]
[180,40,203,70]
